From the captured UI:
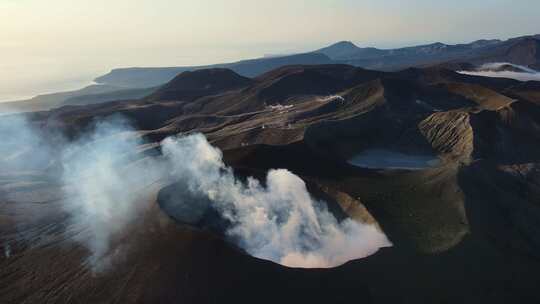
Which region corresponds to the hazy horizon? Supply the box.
[1,0,539,102]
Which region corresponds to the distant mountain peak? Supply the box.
[331,41,359,48]
[315,41,360,54]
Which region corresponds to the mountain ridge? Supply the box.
[93,34,540,89]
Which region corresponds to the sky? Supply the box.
[1,0,539,101]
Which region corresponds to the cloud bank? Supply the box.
[459,63,540,82]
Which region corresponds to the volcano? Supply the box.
[2,62,540,304]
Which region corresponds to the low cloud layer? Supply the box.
[1,115,390,270]
[459,62,540,82]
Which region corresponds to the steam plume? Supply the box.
[1,115,391,270]
[59,118,166,271]
[162,134,391,268]
[0,114,57,171]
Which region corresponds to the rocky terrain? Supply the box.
[2,63,540,303]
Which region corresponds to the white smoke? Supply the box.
[318,95,345,103]
[0,115,164,271]
[0,114,57,171]
[267,103,294,111]
[161,134,391,268]
[1,115,391,271]
[458,62,540,82]
[59,118,167,271]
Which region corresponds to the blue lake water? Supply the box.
[348,149,440,170]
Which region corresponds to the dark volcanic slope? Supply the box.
[3,64,540,303]
[147,68,252,101]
